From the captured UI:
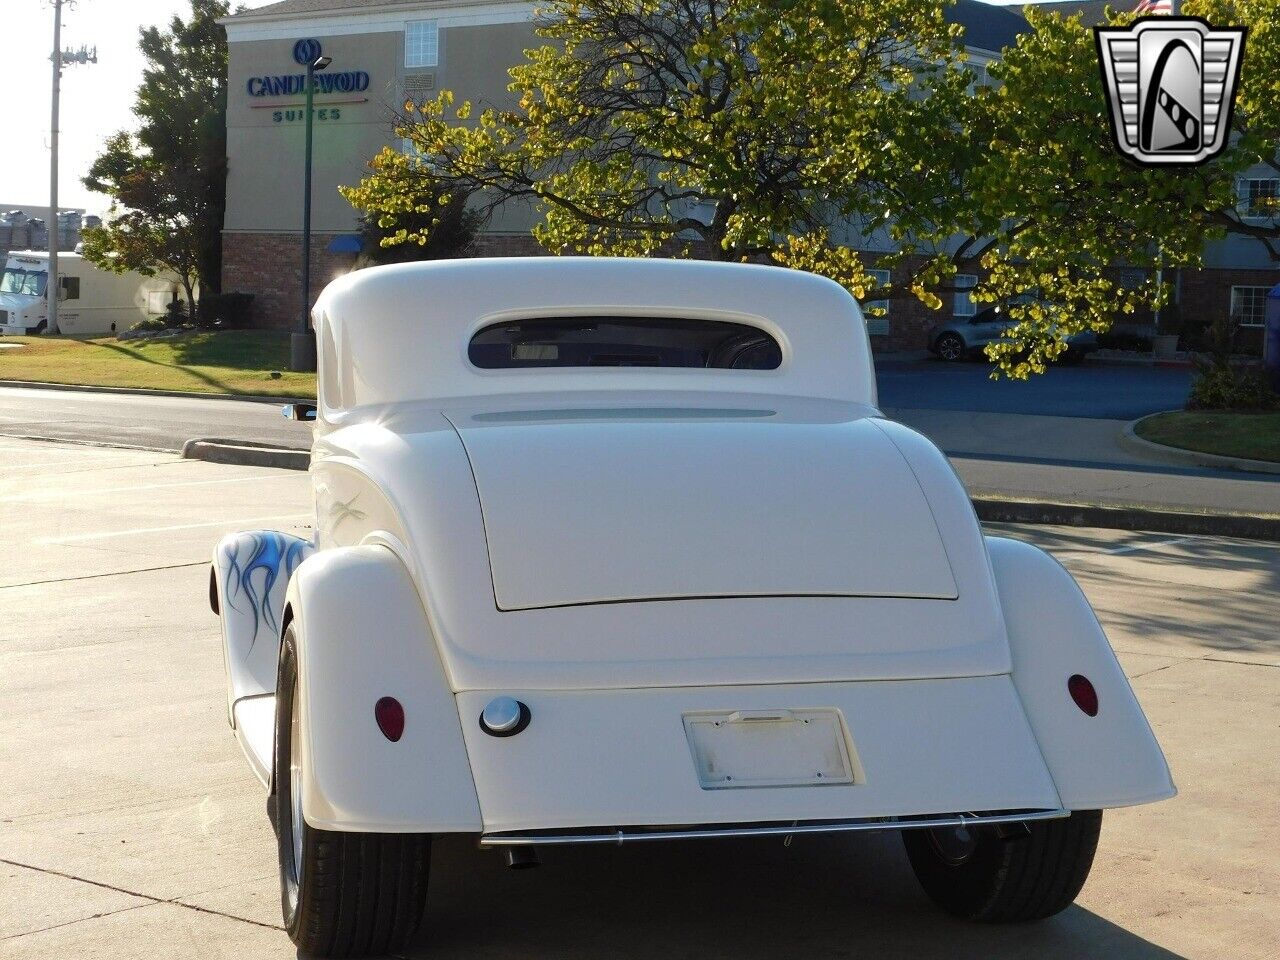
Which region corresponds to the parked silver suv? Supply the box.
[927,306,1098,363]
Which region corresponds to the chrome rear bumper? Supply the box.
[479,808,1070,847]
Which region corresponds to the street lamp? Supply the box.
[291,53,332,372]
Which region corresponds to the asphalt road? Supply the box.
[877,360,1194,419]
[3,383,1275,517]
[0,361,1194,454]
[2,438,1276,958]
[0,385,309,451]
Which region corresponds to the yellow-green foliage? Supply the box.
[340,0,1274,378]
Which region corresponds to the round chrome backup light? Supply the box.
[480,696,531,737]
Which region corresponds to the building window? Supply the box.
[405,20,438,68]
[1230,286,1270,327]
[863,268,890,336]
[1237,178,1279,220]
[953,274,977,316]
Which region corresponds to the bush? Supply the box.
[1187,365,1280,411]
[197,292,255,329]
[129,317,168,333]
[163,299,189,327]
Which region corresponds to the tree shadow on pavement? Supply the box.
[412,832,1188,960]
[987,524,1280,662]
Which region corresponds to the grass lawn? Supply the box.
[1136,410,1280,464]
[0,331,316,399]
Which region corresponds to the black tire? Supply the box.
[273,627,431,956]
[903,811,1102,923]
[935,332,968,362]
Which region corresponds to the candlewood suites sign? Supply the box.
[246,39,369,123]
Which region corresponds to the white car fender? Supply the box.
[988,536,1176,809]
[213,531,314,721]
[285,544,483,834]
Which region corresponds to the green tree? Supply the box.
[945,1,1271,375]
[342,0,973,301]
[341,0,1273,377]
[82,0,231,315]
[353,186,484,269]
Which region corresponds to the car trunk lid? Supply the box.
[446,406,958,611]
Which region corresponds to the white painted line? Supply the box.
[38,514,312,545]
[1105,537,1194,556]
[0,471,297,503]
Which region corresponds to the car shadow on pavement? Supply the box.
[410,831,1186,960]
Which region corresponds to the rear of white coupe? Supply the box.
[210,258,1174,956]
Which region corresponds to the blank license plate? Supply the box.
[683,709,857,789]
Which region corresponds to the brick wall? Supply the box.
[469,234,548,257]
[223,229,1280,350]
[863,254,971,353]
[222,229,972,351]
[1179,265,1278,352]
[222,232,359,329]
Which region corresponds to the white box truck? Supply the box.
[0,250,182,336]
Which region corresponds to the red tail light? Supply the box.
[375,697,405,742]
[1068,675,1099,717]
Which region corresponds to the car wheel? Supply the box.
[273,625,432,956]
[902,810,1102,922]
[935,332,967,362]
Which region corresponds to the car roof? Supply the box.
[313,257,876,411]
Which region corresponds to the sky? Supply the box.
[1,0,1045,217]
[0,0,275,217]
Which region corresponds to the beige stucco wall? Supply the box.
[224,21,537,235]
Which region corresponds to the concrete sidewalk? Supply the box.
[1,438,1276,959]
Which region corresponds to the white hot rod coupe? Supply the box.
[211,258,1174,955]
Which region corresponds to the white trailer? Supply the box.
[0,251,181,336]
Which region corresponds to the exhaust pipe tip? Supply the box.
[504,846,541,869]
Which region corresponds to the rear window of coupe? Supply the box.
[468,316,782,370]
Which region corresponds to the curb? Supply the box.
[1084,355,1195,369]
[972,495,1280,542]
[182,438,311,471]
[1120,413,1280,476]
[0,379,311,405]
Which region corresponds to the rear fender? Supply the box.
[988,536,1175,809]
[213,531,313,720]
[287,544,482,833]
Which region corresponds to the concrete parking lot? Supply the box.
[1,437,1277,959]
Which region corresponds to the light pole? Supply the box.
[291,53,332,372]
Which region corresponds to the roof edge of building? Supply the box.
[221,0,522,25]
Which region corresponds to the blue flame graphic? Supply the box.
[221,533,311,646]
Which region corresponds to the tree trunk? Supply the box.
[181,276,197,322]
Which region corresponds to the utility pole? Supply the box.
[48,0,63,335]
[47,0,96,335]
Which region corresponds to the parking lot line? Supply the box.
[37,514,312,545]
[0,471,293,504]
